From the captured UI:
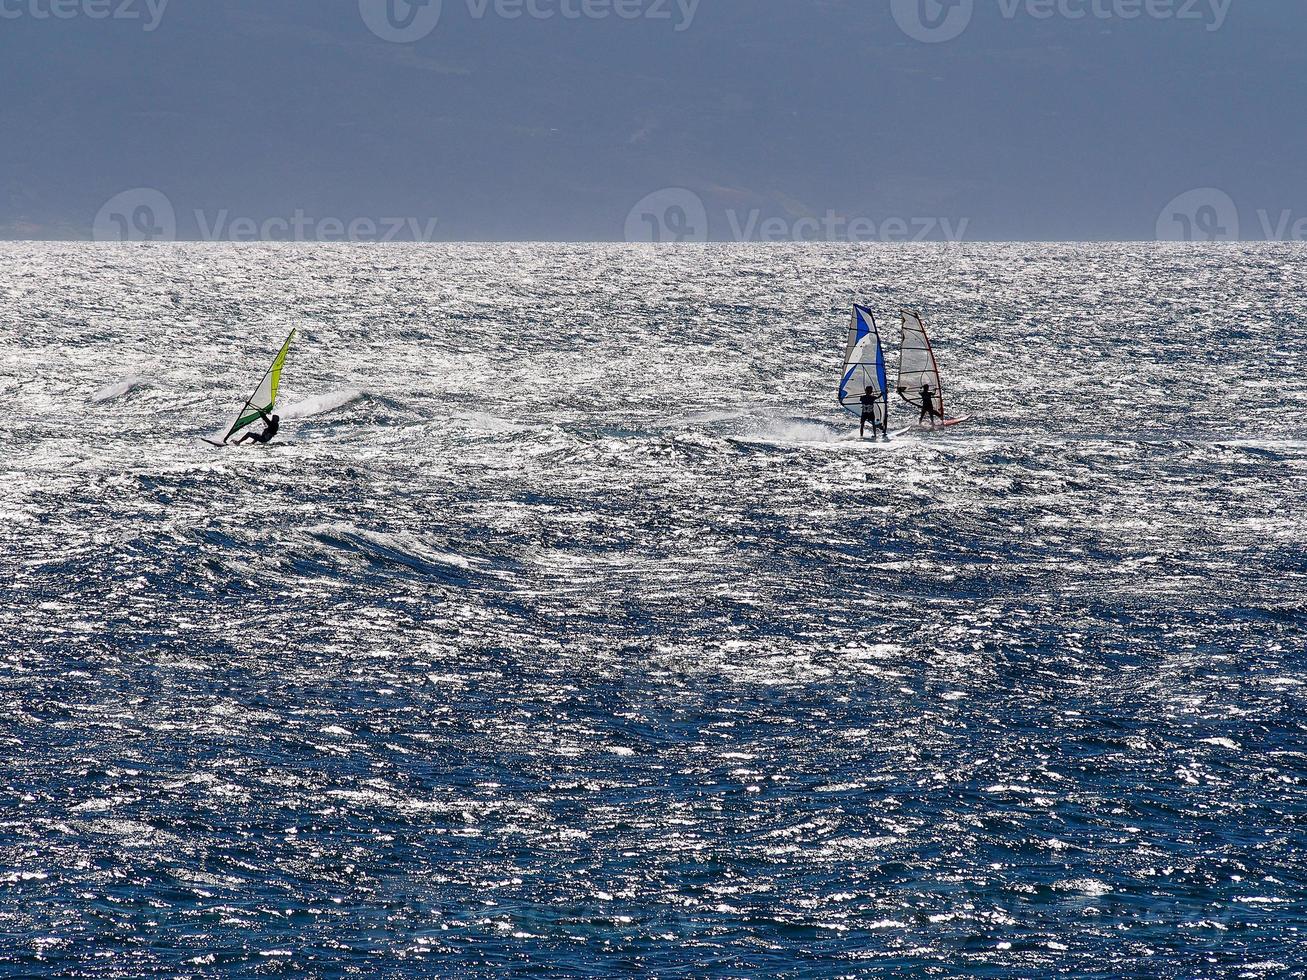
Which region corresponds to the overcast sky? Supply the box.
[2,0,1304,241]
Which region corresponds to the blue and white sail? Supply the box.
[838,304,888,428]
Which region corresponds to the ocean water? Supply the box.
[1,242,1304,978]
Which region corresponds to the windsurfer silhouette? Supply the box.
[234,408,280,445]
[859,386,886,440]
[918,383,942,428]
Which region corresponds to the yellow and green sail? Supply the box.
[224,328,296,442]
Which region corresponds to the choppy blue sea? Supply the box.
[1,243,1305,978]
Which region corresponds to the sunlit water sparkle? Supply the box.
[1,243,1305,977]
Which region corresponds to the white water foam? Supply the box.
[282,388,368,419]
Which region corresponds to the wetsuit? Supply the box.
[860,392,885,439]
[236,410,279,445]
[919,385,942,425]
